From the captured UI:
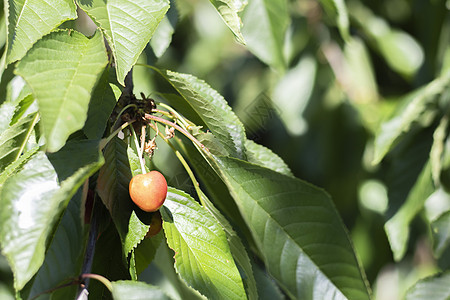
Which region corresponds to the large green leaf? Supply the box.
[241,0,288,71]
[5,0,77,64]
[0,139,104,291]
[161,188,247,300]
[96,137,151,256]
[214,156,370,299]
[111,280,169,300]
[77,0,170,85]
[405,271,450,300]
[373,74,450,164]
[209,0,246,44]
[0,112,38,172]
[160,69,247,159]
[15,30,108,152]
[0,151,59,291]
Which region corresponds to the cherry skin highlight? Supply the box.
[129,171,168,212]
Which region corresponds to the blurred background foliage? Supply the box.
[1,0,449,299]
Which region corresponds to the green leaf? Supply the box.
[160,69,247,159]
[5,0,77,64]
[0,151,59,291]
[0,112,38,172]
[77,0,170,85]
[134,232,163,275]
[10,94,36,125]
[0,101,17,134]
[200,191,258,300]
[253,262,284,300]
[0,147,38,189]
[161,188,247,300]
[241,0,289,71]
[385,161,435,261]
[150,15,175,58]
[405,271,450,300]
[209,0,246,44]
[111,280,169,300]
[245,139,293,177]
[214,156,370,299]
[15,29,108,153]
[96,137,150,255]
[28,190,86,299]
[373,74,450,164]
[83,66,122,140]
[431,211,450,258]
[272,55,316,136]
[318,0,350,41]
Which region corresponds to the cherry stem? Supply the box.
[111,104,138,131]
[144,113,210,158]
[153,127,204,204]
[99,120,135,151]
[81,274,113,292]
[130,125,146,174]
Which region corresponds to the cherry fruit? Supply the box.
[129,171,168,212]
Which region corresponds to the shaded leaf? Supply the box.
[84,66,122,140]
[77,0,170,85]
[241,0,288,71]
[160,69,247,159]
[5,0,77,64]
[405,271,450,300]
[0,112,38,172]
[214,156,370,299]
[385,161,435,261]
[252,262,284,300]
[209,0,246,44]
[111,280,169,300]
[161,188,247,300]
[15,29,108,152]
[373,74,450,164]
[245,139,293,177]
[96,137,151,255]
[28,189,86,300]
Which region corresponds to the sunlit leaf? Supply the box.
[77,0,170,85]
[5,0,77,64]
[160,69,247,159]
[318,0,350,41]
[161,188,247,300]
[111,280,169,300]
[15,30,108,152]
[209,0,246,44]
[200,191,258,300]
[405,271,450,300]
[272,55,316,136]
[0,152,59,291]
[245,139,292,177]
[150,15,175,58]
[373,74,450,164]
[0,112,38,172]
[214,156,370,299]
[241,0,288,71]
